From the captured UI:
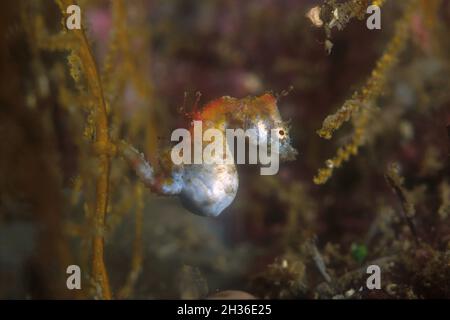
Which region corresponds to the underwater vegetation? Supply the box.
[0,0,449,299]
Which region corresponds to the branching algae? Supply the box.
[314,0,419,185]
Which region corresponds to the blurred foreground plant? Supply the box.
[31,0,156,299]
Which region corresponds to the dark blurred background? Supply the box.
[0,0,449,299]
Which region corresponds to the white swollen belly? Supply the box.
[179,163,238,217]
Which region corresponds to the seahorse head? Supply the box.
[247,94,298,162]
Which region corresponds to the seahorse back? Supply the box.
[197,93,280,130]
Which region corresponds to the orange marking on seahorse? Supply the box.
[195,94,279,129]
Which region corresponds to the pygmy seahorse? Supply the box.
[120,93,297,217]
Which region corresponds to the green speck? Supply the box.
[351,243,368,263]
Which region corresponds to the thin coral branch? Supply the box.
[385,163,419,245]
[314,1,418,185]
[319,0,388,43]
[309,239,332,283]
[103,0,158,164]
[54,0,113,299]
[317,2,411,140]
[118,184,144,299]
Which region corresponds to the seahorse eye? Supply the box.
[279,129,285,136]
